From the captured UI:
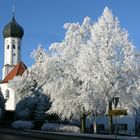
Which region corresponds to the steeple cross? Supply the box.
[12,5,15,16]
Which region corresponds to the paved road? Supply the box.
[0,133,107,140]
[0,133,49,140]
[0,132,118,140]
[0,129,140,140]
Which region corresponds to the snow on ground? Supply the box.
[11,120,34,130]
[41,123,80,133]
[11,121,80,133]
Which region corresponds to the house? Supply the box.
[93,116,136,135]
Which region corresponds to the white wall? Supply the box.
[91,116,136,134]
[4,37,21,65]
[115,116,135,131]
[0,83,15,110]
[3,37,21,79]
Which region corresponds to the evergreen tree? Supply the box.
[0,88,6,110]
[35,94,50,121]
[0,88,6,120]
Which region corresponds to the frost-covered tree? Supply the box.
[9,44,48,98]
[35,94,50,121]
[42,16,95,132]
[31,44,47,64]
[43,7,139,133]
[77,7,138,112]
[15,96,37,120]
[75,7,139,133]
[10,45,50,120]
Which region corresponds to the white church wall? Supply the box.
[0,83,15,111]
[2,65,14,80]
[4,37,21,65]
[3,37,21,79]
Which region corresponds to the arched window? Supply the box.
[13,44,16,49]
[6,89,10,100]
[7,45,9,49]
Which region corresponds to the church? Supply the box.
[0,14,27,111]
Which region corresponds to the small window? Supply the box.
[6,89,10,99]
[13,53,16,56]
[97,124,104,130]
[7,45,9,49]
[13,44,16,49]
[18,45,20,50]
[114,124,127,131]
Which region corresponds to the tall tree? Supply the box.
[76,7,138,133]
[43,17,95,132]
[43,7,138,133]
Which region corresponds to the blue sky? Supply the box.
[0,0,140,79]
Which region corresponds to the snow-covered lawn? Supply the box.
[41,123,80,133]
[11,120,34,130]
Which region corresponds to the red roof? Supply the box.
[1,61,27,83]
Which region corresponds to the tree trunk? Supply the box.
[109,100,114,134]
[81,113,86,133]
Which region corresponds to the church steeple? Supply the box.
[2,11,24,79]
[3,13,24,39]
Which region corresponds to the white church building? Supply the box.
[0,14,26,111]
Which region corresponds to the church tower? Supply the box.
[0,11,26,111]
[2,14,24,79]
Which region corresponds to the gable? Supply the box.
[1,61,27,83]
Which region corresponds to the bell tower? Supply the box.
[2,13,24,79]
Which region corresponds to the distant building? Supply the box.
[91,116,136,135]
[0,14,26,111]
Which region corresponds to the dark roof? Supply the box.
[3,16,24,39]
[1,61,27,83]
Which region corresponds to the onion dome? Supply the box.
[3,16,24,39]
